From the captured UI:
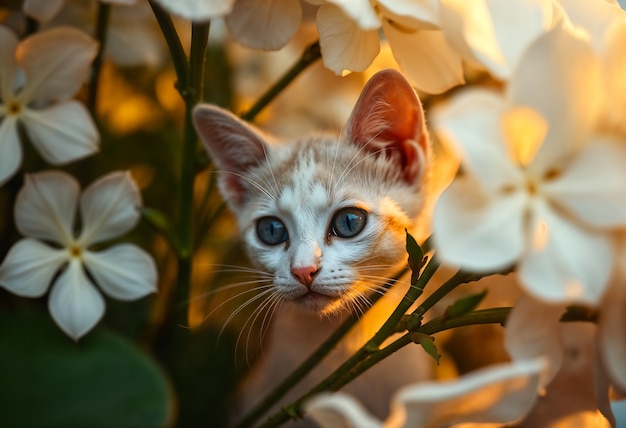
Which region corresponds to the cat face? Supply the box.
[193,69,429,316]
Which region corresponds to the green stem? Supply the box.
[259,256,441,427]
[88,2,111,115]
[419,307,512,335]
[148,1,189,95]
[335,307,514,387]
[237,267,408,428]
[417,269,492,316]
[240,41,321,122]
[151,0,209,323]
[173,23,209,325]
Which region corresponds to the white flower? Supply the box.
[313,0,465,94]
[504,295,617,425]
[225,0,303,50]
[0,170,157,340]
[0,26,99,186]
[305,358,547,427]
[432,23,626,305]
[438,0,555,80]
[437,0,623,82]
[556,0,626,53]
[500,18,626,421]
[23,0,138,22]
[45,1,167,68]
[154,0,303,50]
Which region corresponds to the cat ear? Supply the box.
[346,69,429,185]
[193,104,269,207]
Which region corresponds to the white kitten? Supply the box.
[194,69,434,425]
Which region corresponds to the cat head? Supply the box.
[193,69,429,316]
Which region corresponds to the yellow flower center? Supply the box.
[69,245,82,259]
[7,101,21,116]
[501,106,547,167]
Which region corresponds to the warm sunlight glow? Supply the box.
[502,106,547,167]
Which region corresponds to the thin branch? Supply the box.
[240,41,321,122]
[88,2,111,114]
[148,0,189,96]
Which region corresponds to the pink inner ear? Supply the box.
[348,69,428,184]
[193,104,269,206]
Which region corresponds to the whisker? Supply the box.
[199,264,275,276]
[214,170,276,201]
[199,283,274,326]
[259,139,281,202]
[237,290,279,364]
[219,287,276,341]
[189,279,273,304]
[241,293,283,366]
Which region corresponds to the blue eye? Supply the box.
[256,217,288,246]
[331,207,367,238]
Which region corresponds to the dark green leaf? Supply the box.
[405,230,425,284]
[142,206,171,233]
[0,311,172,428]
[443,290,488,321]
[411,333,440,365]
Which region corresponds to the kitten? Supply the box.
[193,69,434,424]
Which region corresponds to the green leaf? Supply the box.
[141,207,182,253]
[411,333,440,365]
[0,311,173,428]
[142,206,171,233]
[443,290,488,321]
[405,230,425,284]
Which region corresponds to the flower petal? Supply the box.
[504,295,566,389]
[432,88,522,191]
[317,4,380,75]
[599,268,626,392]
[305,392,383,428]
[16,27,98,102]
[519,199,613,305]
[602,19,626,130]
[105,4,167,67]
[0,26,19,100]
[382,23,464,94]
[545,137,626,228]
[21,101,99,165]
[378,0,440,29]
[225,0,302,50]
[439,0,506,75]
[323,0,380,30]
[433,176,527,271]
[152,0,234,20]
[440,0,552,79]
[391,359,547,427]
[0,239,67,297]
[78,171,141,246]
[48,259,105,340]
[23,0,65,21]
[15,170,79,246]
[508,23,603,174]
[558,0,624,52]
[83,244,157,300]
[0,116,23,186]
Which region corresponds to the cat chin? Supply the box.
[290,291,347,316]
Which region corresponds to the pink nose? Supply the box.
[291,266,320,288]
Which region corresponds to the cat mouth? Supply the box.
[293,290,341,311]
